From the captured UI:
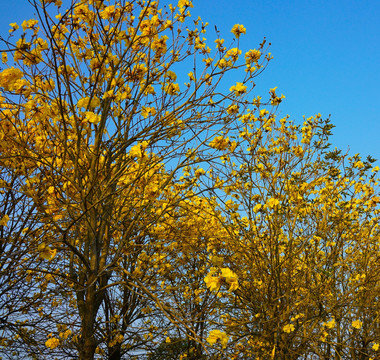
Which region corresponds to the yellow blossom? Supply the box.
[229,82,247,96]
[207,329,229,348]
[85,111,101,125]
[100,5,116,20]
[325,318,335,329]
[253,204,262,213]
[215,38,225,50]
[0,67,23,91]
[225,48,241,61]
[283,324,295,333]
[352,319,362,329]
[0,215,10,226]
[226,104,239,114]
[77,96,101,110]
[129,141,149,159]
[204,267,238,292]
[38,243,57,261]
[21,19,39,32]
[245,49,261,64]
[194,168,205,178]
[45,337,60,349]
[178,0,193,8]
[209,136,229,151]
[9,23,19,33]
[266,198,280,209]
[220,267,239,291]
[204,271,223,292]
[230,141,237,152]
[164,83,180,95]
[211,255,224,267]
[141,106,156,119]
[231,24,246,38]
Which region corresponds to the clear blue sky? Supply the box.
[192,0,380,162]
[1,0,379,161]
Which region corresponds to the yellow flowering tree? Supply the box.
[203,107,380,359]
[0,0,270,359]
[1,1,379,360]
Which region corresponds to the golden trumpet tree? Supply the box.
[203,110,380,359]
[0,0,270,359]
[1,1,379,360]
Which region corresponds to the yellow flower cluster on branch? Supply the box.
[231,24,246,38]
[204,267,239,292]
[207,329,229,348]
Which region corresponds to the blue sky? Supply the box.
[192,0,380,162]
[0,0,379,161]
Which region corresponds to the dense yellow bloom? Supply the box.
[283,324,295,333]
[0,67,23,91]
[178,0,193,8]
[21,19,38,32]
[209,136,229,150]
[77,96,101,110]
[100,5,116,20]
[164,83,180,95]
[230,82,247,96]
[0,215,9,226]
[204,267,238,292]
[151,36,168,56]
[352,319,362,329]
[38,243,57,261]
[141,106,156,119]
[231,24,246,38]
[220,268,239,291]
[4,2,377,359]
[207,329,229,348]
[85,111,101,125]
[225,48,241,61]
[204,271,223,292]
[129,141,149,159]
[45,337,60,349]
[226,104,239,114]
[266,198,280,209]
[245,49,261,64]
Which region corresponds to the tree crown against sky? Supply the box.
[0,1,379,359]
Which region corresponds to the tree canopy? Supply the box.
[0,1,379,359]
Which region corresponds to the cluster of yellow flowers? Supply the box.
[204,267,239,292]
[230,82,247,96]
[207,329,229,348]
[45,337,59,349]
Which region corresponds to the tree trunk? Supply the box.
[108,345,121,360]
[77,272,100,360]
[78,335,97,360]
